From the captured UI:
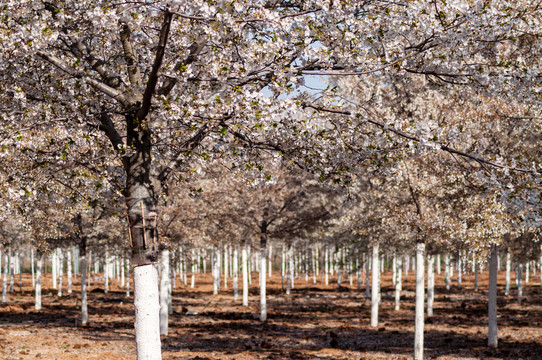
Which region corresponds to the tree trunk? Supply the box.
[242,244,249,306]
[2,252,7,302]
[80,239,88,326]
[395,256,402,311]
[505,251,511,296]
[457,256,462,289]
[436,254,441,275]
[67,249,73,294]
[224,245,228,289]
[52,249,57,290]
[58,249,64,297]
[324,246,329,286]
[31,249,35,290]
[268,244,273,278]
[517,263,523,305]
[159,249,170,336]
[488,245,498,348]
[427,254,434,317]
[370,242,380,328]
[260,235,267,322]
[134,264,161,359]
[365,253,370,298]
[213,246,220,295]
[444,254,451,290]
[233,246,239,300]
[35,253,43,310]
[414,240,425,360]
[104,248,109,294]
[474,261,479,291]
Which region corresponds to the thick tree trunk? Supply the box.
[134,265,161,359]
[371,242,380,328]
[35,253,43,310]
[159,249,170,336]
[80,240,88,326]
[242,244,249,306]
[414,240,425,360]
[260,235,267,322]
[427,254,434,317]
[488,245,498,348]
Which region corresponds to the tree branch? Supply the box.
[135,10,173,122]
[303,102,537,175]
[120,23,142,87]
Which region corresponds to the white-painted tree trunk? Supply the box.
[312,247,317,284]
[67,249,73,294]
[159,249,171,336]
[104,249,109,294]
[436,254,441,275]
[392,255,397,286]
[242,244,249,306]
[457,256,462,289]
[260,237,267,322]
[224,245,228,289]
[2,252,7,302]
[213,247,220,295]
[357,256,361,291]
[268,245,273,278]
[52,250,57,290]
[427,254,435,317]
[31,249,35,290]
[370,242,380,328]
[525,262,530,283]
[81,250,88,325]
[414,241,425,360]
[57,249,64,297]
[324,246,329,286]
[288,244,294,290]
[134,264,161,360]
[474,261,479,291]
[121,257,126,287]
[517,263,523,305]
[233,246,239,300]
[395,256,402,311]
[505,251,511,296]
[35,253,43,310]
[488,245,498,348]
[444,254,451,290]
[365,253,370,298]
[126,260,131,297]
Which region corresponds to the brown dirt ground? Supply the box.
[1,268,541,360]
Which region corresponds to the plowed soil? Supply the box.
[1,268,541,359]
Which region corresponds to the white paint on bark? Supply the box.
[370,242,380,328]
[159,249,171,336]
[414,241,425,360]
[242,245,249,306]
[81,252,88,325]
[134,264,162,360]
[35,253,43,310]
[505,251,511,296]
[427,254,434,317]
[488,245,498,348]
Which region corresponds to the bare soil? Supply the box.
[1,269,541,359]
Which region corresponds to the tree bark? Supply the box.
[444,254,451,290]
[517,263,523,305]
[67,249,73,294]
[488,245,498,348]
[134,265,161,359]
[3,252,8,302]
[414,240,425,360]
